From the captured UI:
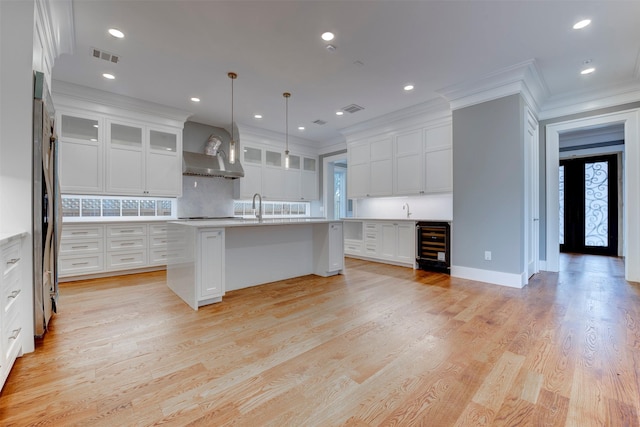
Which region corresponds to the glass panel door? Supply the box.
[559,154,617,255]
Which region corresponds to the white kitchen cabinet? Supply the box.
[197,229,225,301]
[347,137,392,198]
[1,233,26,390]
[312,222,344,276]
[424,124,453,193]
[234,144,319,201]
[107,121,182,197]
[342,220,415,267]
[394,129,423,195]
[59,222,168,280]
[58,112,104,194]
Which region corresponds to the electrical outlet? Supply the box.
[484,251,492,261]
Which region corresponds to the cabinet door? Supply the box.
[348,162,369,198]
[394,130,423,195]
[198,229,224,299]
[284,169,301,201]
[380,223,397,259]
[106,121,145,195]
[329,223,344,271]
[369,137,393,197]
[300,157,318,201]
[58,113,104,194]
[239,163,263,199]
[263,150,285,199]
[424,147,452,193]
[146,129,181,196]
[396,223,415,263]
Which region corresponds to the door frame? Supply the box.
[545,109,640,282]
[525,107,539,278]
[322,153,348,220]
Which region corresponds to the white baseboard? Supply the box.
[538,260,547,271]
[451,265,526,288]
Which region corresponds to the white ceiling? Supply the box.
[52,0,640,146]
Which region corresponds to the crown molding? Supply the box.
[538,80,640,121]
[36,0,75,63]
[340,97,451,142]
[436,59,549,114]
[52,80,193,126]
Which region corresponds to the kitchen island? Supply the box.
[166,218,343,309]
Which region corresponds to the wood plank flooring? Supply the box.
[1,255,639,426]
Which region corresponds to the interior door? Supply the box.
[560,154,618,255]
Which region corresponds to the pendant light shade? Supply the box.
[228,72,237,164]
[283,92,291,169]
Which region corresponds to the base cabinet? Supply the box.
[344,220,416,267]
[59,222,168,280]
[198,229,225,302]
[1,233,26,391]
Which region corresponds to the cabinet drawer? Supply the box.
[3,301,23,361]
[59,239,102,255]
[62,225,104,239]
[344,239,362,254]
[149,224,168,235]
[2,239,22,276]
[149,248,168,265]
[107,224,146,237]
[150,235,168,248]
[364,243,378,255]
[106,236,147,251]
[59,254,104,276]
[364,223,378,231]
[2,266,22,313]
[106,250,147,270]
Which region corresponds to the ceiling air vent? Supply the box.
[342,104,365,114]
[313,119,327,126]
[91,48,120,64]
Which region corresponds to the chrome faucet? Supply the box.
[252,193,263,222]
[403,202,411,218]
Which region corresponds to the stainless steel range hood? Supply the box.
[182,151,244,179]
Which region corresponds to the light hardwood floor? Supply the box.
[1,255,639,426]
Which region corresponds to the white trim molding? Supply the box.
[436,59,549,114]
[451,265,527,289]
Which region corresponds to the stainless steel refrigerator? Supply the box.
[33,71,60,337]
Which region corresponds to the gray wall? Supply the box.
[452,94,525,274]
[537,100,640,261]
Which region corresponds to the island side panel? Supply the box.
[166,223,197,309]
[225,224,314,291]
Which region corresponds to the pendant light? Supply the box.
[283,92,291,169]
[228,72,237,164]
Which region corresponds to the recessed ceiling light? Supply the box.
[321,32,335,41]
[108,28,125,38]
[581,67,595,75]
[254,114,263,119]
[573,19,591,30]
[102,73,115,80]
[190,97,200,102]
[404,84,415,91]
[93,124,99,128]
[336,111,344,116]
[90,138,98,142]
[298,126,305,131]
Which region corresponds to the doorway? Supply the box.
[560,154,618,256]
[545,109,640,283]
[322,153,350,220]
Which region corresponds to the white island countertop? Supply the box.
[341,218,451,222]
[169,217,339,228]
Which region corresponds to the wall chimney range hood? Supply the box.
[182,150,244,179]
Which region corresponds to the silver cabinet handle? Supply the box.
[120,242,136,246]
[121,257,135,261]
[119,230,135,233]
[71,245,89,249]
[72,262,89,266]
[71,231,88,235]
[8,290,21,299]
[7,258,20,265]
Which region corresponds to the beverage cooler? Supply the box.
[416,222,450,273]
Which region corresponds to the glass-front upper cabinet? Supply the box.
[60,115,99,142]
[303,157,316,172]
[265,150,282,167]
[149,129,177,152]
[288,154,301,170]
[110,122,142,149]
[244,146,262,165]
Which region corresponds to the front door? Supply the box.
[560,154,618,255]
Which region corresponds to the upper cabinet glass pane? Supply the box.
[61,115,99,141]
[149,130,177,152]
[303,157,316,172]
[111,123,142,148]
[244,147,262,164]
[289,154,301,170]
[265,150,282,167]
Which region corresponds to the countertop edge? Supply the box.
[0,230,28,244]
[169,218,342,228]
